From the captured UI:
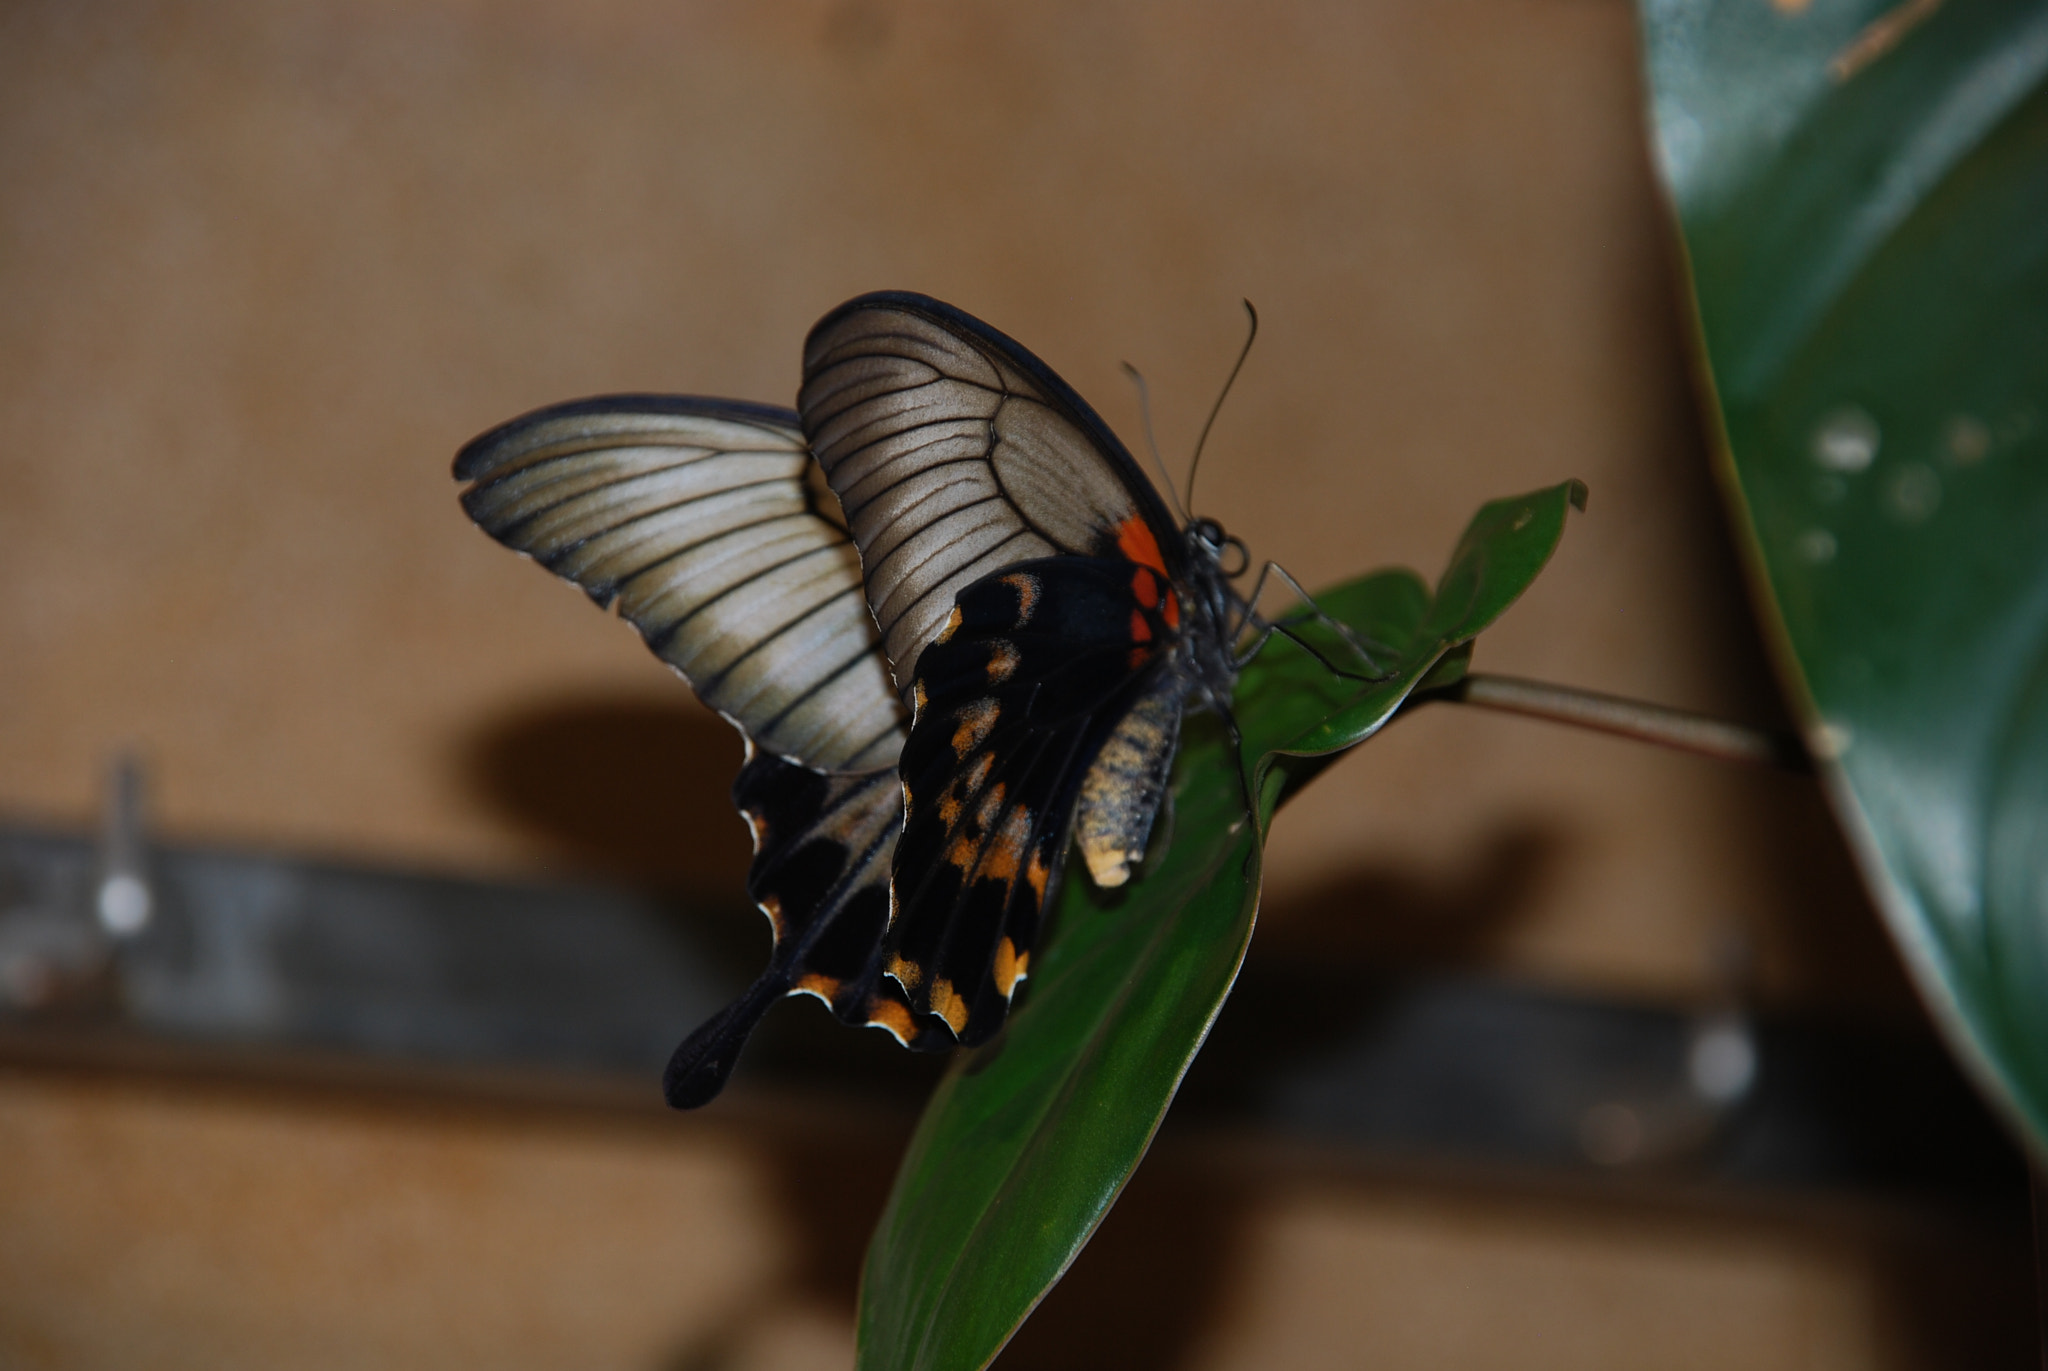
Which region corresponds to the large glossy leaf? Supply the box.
[1639,1,2048,1143]
[857,482,1585,1371]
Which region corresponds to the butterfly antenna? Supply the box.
[1184,299,1258,514]
[1122,361,1191,523]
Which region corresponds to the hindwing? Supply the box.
[885,558,1195,1043]
[454,396,932,1105]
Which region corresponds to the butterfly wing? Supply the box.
[456,395,902,771]
[799,292,1190,690]
[799,293,1211,1041]
[454,396,939,1106]
[887,558,1197,1042]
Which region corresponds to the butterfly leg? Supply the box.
[1232,560,1398,679]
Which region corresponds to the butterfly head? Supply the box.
[1185,515,1250,580]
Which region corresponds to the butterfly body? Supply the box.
[456,292,1250,1106]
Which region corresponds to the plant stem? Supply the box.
[1418,672,1812,773]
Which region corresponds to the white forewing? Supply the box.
[799,299,1149,688]
[456,398,906,773]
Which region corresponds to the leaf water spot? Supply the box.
[1887,463,1941,523]
[1941,414,1991,466]
[1511,508,1534,532]
[1794,528,1837,564]
[1812,406,1879,472]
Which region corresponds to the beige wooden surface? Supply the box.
[0,1,2020,1367]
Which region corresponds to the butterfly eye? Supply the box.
[1190,517,1224,551]
[1219,534,1250,578]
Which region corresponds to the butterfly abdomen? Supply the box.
[1073,675,1189,887]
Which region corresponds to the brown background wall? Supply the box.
[0,1,2019,1367]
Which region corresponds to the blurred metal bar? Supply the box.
[0,820,2022,1213]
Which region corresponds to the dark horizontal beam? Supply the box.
[0,822,2021,1214]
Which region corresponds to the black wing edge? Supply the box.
[452,393,806,482]
[662,751,955,1109]
[803,291,1186,558]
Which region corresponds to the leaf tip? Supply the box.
[1568,479,1589,512]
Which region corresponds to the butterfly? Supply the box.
[456,291,1310,1107]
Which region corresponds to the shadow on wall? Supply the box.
[459,694,755,896]
[1258,821,1566,971]
[652,1121,1255,1371]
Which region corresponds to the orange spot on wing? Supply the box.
[993,938,1029,998]
[986,641,1019,683]
[1026,848,1050,899]
[935,605,964,644]
[929,978,968,1034]
[1131,566,1160,608]
[887,954,923,991]
[980,807,1030,883]
[1162,588,1181,630]
[951,699,999,758]
[1000,572,1040,624]
[1129,646,1151,671]
[795,972,841,1002]
[948,832,981,871]
[1129,609,1152,644]
[1116,515,1169,573]
[867,996,917,1043]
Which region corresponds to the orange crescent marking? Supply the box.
[993,938,1028,998]
[795,972,842,1001]
[1000,572,1040,624]
[1115,515,1168,574]
[929,979,969,1034]
[867,997,917,1043]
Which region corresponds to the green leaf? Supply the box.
[1639,2,2048,1145]
[856,482,1583,1371]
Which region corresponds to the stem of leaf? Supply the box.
[1416,672,1812,773]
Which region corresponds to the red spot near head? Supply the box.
[1115,515,1168,573]
[1129,609,1153,644]
[1162,588,1181,630]
[1128,646,1151,671]
[1131,566,1160,608]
